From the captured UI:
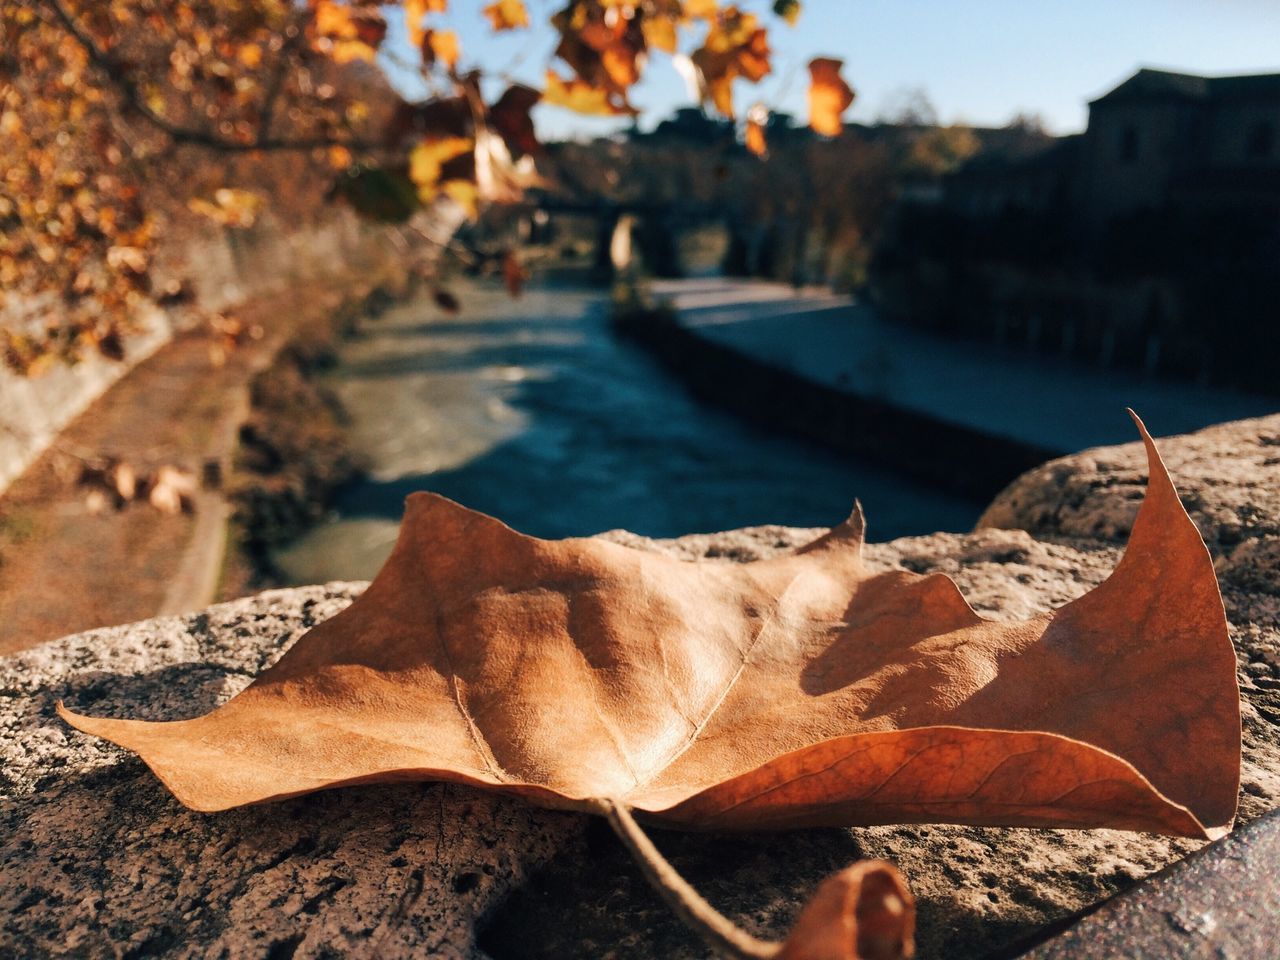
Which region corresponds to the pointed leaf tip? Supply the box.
[846,499,867,541]
[1126,406,1150,439]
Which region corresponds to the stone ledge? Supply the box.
[3,416,1278,958]
[979,413,1280,582]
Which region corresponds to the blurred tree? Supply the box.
[1,0,853,374]
[875,86,939,128]
[905,124,982,177]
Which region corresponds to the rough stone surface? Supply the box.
[978,413,1280,588]
[0,586,578,959]
[496,517,1279,960]
[4,417,1279,958]
[1024,810,1280,959]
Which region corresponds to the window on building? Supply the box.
[1119,125,1140,163]
[1247,121,1275,159]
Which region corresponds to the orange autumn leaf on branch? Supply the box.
[62,413,1240,842]
[745,103,769,156]
[642,12,678,53]
[403,0,429,48]
[772,0,801,26]
[483,0,530,32]
[408,135,476,215]
[311,0,388,64]
[543,69,637,116]
[808,56,855,136]
[7,0,804,375]
[691,5,771,116]
[424,28,461,70]
[551,0,648,95]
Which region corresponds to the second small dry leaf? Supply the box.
[62,415,1240,840]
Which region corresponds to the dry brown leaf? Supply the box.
[808,56,854,136]
[777,861,913,960]
[110,460,136,503]
[83,489,108,516]
[502,249,528,298]
[488,84,542,159]
[432,287,461,314]
[61,414,1239,842]
[147,465,197,515]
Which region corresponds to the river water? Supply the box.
[274,276,980,585]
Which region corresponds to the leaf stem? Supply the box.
[597,798,782,960]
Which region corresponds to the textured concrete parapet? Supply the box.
[979,413,1280,595]
[2,417,1278,957]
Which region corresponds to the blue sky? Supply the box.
[381,0,1280,139]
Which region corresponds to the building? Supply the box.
[875,67,1280,392]
[1081,68,1280,223]
[944,67,1280,226]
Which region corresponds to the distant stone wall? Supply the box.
[0,303,171,495]
[0,208,388,496]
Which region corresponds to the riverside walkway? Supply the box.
[644,278,1277,477]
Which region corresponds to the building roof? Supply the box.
[1091,68,1280,106]
[1208,73,1280,99]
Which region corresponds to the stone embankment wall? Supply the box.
[0,209,383,496]
[612,301,1056,500]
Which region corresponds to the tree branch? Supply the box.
[46,0,371,154]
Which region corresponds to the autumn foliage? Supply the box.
[2,1,855,374]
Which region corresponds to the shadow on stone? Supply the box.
[478,819,862,959]
[54,663,250,721]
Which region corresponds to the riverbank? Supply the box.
[220,287,406,593]
[0,272,407,656]
[615,278,1278,500]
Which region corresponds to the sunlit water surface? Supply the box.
[274,278,979,584]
